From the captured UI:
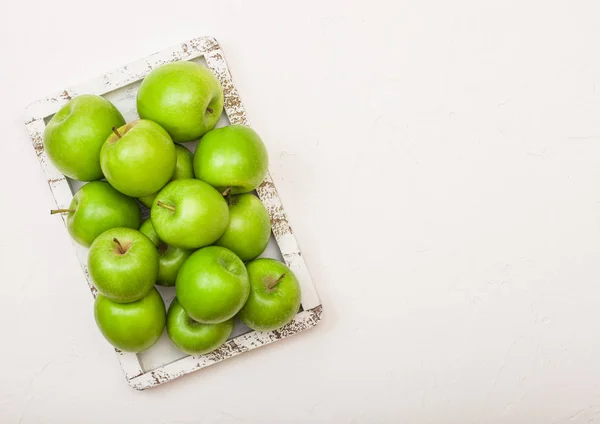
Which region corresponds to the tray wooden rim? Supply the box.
[24,36,323,390]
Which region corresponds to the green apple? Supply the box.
[238,259,301,331]
[100,120,176,197]
[139,219,192,286]
[136,61,224,143]
[166,298,234,355]
[193,125,269,194]
[176,246,249,323]
[150,179,229,249]
[50,181,140,247]
[88,227,158,303]
[94,287,166,353]
[138,144,194,208]
[43,95,125,181]
[215,194,271,261]
[172,144,195,178]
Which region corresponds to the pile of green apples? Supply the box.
[43,61,302,355]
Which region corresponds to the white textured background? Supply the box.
[2,1,600,423]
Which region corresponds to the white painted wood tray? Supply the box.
[24,36,322,390]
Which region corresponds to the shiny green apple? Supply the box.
[139,219,192,286]
[94,287,166,353]
[138,144,194,208]
[176,246,249,323]
[150,179,229,249]
[51,181,140,247]
[100,120,176,197]
[88,227,158,303]
[238,259,301,331]
[193,125,269,194]
[215,194,271,261]
[137,61,224,143]
[43,94,125,181]
[166,298,234,355]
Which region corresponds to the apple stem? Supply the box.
[156,200,176,212]
[112,127,122,139]
[113,238,125,254]
[50,209,75,215]
[207,107,214,114]
[267,273,286,290]
[221,187,231,196]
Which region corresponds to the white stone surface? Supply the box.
[2,0,600,422]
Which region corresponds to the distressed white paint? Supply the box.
[24,37,322,390]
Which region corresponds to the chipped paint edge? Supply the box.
[129,305,322,390]
[24,36,322,390]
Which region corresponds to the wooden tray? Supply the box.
[24,36,322,390]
